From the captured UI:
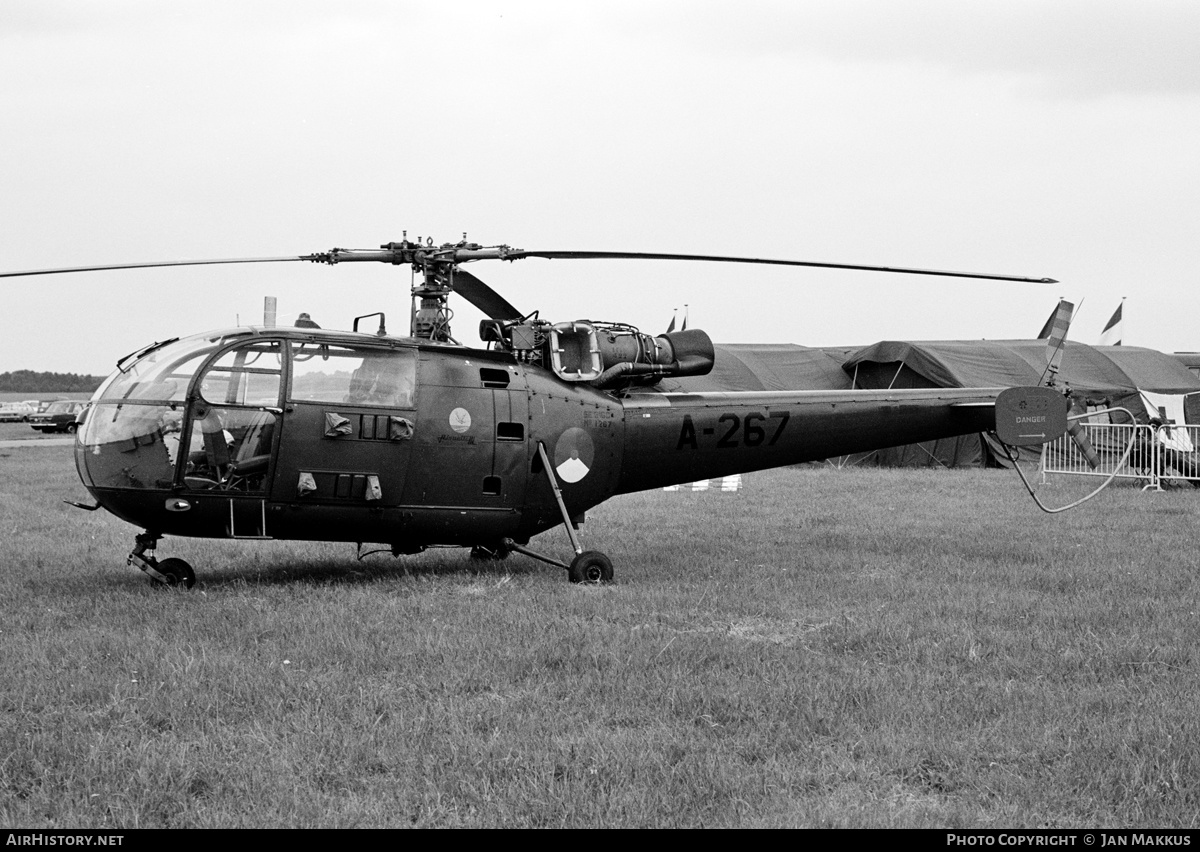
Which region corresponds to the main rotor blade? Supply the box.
[0,244,1056,287]
[504,250,1057,284]
[0,256,314,278]
[451,269,523,320]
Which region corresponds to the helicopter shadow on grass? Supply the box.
[181,548,549,591]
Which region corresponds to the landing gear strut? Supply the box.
[128,532,195,588]
[505,443,613,584]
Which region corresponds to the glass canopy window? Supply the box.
[79,334,276,491]
[94,331,251,403]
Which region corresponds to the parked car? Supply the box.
[28,400,88,433]
[0,401,37,422]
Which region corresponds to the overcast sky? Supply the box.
[2,0,1198,375]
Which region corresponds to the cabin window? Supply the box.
[496,421,525,441]
[480,368,510,389]
[199,341,283,407]
[289,344,417,408]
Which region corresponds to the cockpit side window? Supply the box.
[199,341,283,407]
[289,344,416,408]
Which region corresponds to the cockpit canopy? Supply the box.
[78,330,417,492]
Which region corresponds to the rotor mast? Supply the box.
[304,234,522,341]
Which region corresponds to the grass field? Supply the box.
[1,444,1198,828]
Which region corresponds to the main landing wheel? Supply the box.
[568,551,613,585]
[156,557,196,589]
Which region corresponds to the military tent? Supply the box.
[841,340,1200,467]
[659,343,856,392]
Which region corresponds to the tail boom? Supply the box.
[618,388,1006,493]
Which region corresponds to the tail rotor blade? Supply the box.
[1040,299,1075,385]
[1038,299,1095,465]
[1067,420,1102,469]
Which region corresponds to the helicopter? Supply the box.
[1,236,1069,587]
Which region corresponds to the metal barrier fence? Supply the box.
[1040,422,1200,490]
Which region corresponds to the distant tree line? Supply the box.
[0,371,104,392]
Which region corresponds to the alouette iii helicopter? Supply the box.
[1,236,1069,587]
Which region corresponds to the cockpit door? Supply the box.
[178,339,285,537]
[269,343,417,536]
[179,340,284,491]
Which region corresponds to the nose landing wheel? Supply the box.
[155,557,196,588]
[128,533,196,589]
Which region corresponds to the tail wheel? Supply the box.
[156,557,196,589]
[568,551,613,584]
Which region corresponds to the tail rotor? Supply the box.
[1039,299,1101,469]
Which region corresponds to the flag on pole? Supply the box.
[665,310,676,334]
[1099,302,1123,346]
[681,304,688,331]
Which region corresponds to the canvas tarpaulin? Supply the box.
[841,341,1200,467]
[661,344,856,393]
